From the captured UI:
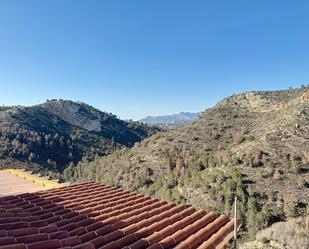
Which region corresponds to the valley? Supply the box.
[0,88,308,248]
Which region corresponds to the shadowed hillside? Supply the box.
[0,99,159,174]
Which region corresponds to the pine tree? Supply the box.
[246,197,258,238]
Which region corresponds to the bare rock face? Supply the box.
[217,92,268,110]
[43,100,103,132]
[239,240,287,249]
[219,89,309,113]
[298,89,309,103]
[253,216,309,249]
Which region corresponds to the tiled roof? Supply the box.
[0,181,240,249]
[0,170,62,197]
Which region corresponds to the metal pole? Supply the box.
[232,196,237,249]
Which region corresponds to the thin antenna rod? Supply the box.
[233,196,237,249]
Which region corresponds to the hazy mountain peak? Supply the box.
[140,112,200,128]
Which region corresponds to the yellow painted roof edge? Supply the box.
[1,169,63,189]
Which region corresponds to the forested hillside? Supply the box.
[0,99,159,174]
[64,87,309,244]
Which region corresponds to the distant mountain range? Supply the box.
[0,99,159,173]
[140,112,200,128]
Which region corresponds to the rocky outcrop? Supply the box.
[218,89,309,113]
[241,216,309,249]
[43,100,104,132]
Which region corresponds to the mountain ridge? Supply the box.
[140,112,200,128]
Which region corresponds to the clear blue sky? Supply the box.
[0,1,309,120]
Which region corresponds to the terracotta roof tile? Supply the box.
[49,230,70,240]
[0,236,15,246]
[6,227,38,237]
[80,231,97,243]
[72,242,95,249]
[0,182,239,249]
[69,226,87,236]
[60,236,82,247]
[38,224,59,233]
[27,239,62,249]
[90,235,107,248]
[0,243,28,249]
[16,233,49,244]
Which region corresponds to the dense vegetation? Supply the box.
[0,99,159,174]
[64,87,309,244]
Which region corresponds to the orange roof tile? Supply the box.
[0,182,240,249]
